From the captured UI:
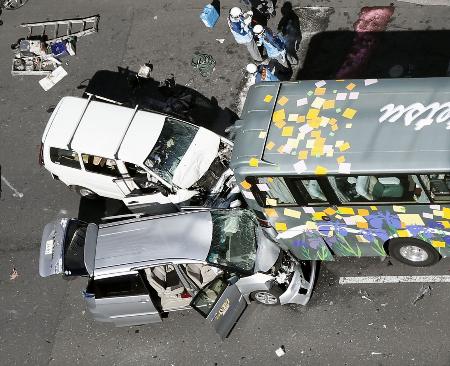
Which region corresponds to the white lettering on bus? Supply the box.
[379,102,450,130]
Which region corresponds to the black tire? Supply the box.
[388,238,440,267]
[250,286,283,306]
[72,186,98,200]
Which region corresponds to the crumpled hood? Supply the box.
[172,127,221,189]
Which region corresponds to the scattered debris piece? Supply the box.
[380,303,387,306]
[275,346,286,357]
[191,53,216,77]
[412,284,432,305]
[39,66,68,91]
[368,323,374,326]
[215,38,225,43]
[10,267,18,280]
[383,324,387,328]
[153,15,157,20]
[359,289,373,302]
[371,352,382,355]
[11,15,99,82]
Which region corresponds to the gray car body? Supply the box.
[39,209,316,336]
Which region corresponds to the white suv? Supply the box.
[40,96,236,210]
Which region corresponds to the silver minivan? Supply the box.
[39,209,316,339]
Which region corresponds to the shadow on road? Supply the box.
[77,197,130,224]
[296,30,450,80]
[79,68,238,137]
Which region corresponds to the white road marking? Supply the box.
[339,275,450,284]
[1,175,24,198]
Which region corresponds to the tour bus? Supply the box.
[230,77,450,266]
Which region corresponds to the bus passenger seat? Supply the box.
[355,176,375,201]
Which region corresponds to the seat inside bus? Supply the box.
[350,176,404,201]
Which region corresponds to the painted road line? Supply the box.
[339,275,450,284]
[1,175,24,198]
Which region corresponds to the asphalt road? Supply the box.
[0,1,450,365]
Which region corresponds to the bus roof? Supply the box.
[231,77,450,177]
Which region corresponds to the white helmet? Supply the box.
[253,24,264,35]
[246,63,258,74]
[229,7,242,19]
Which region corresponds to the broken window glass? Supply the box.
[208,210,257,272]
[144,117,198,184]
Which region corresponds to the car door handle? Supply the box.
[128,201,139,204]
[139,299,150,303]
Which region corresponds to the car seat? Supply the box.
[145,265,191,310]
[185,263,220,288]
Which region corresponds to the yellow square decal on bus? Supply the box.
[339,142,350,152]
[314,166,328,175]
[357,209,369,216]
[323,100,335,109]
[266,141,275,150]
[284,208,301,218]
[273,109,286,123]
[258,131,267,139]
[432,241,445,248]
[240,180,252,190]
[265,208,278,217]
[324,207,336,216]
[249,158,259,167]
[298,150,308,160]
[306,108,320,119]
[342,108,357,119]
[297,115,306,123]
[278,96,289,106]
[264,95,273,103]
[443,207,450,219]
[439,221,450,228]
[356,221,368,229]
[282,126,294,137]
[338,207,354,215]
[275,222,287,231]
[314,87,326,95]
[397,230,410,237]
[346,82,356,91]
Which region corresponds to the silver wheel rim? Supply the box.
[79,188,93,197]
[399,245,429,262]
[254,291,278,305]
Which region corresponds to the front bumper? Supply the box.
[279,261,317,306]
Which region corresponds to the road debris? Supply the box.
[191,53,216,77]
[39,66,68,91]
[11,15,99,85]
[412,284,432,305]
[359,289,373,302]
[10,267,18,280]
[1,174,23,198]
[371,352,382,355]
[215,38,225,43]
[275,346,286,357]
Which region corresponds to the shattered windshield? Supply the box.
[144,117,198,184]
[207,210,258,272]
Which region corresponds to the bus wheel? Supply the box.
[388,238,440,267]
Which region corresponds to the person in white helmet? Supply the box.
[253,24,289,68]
[227,7,262,62]
[246,63,279,83]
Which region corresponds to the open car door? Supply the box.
[190,276,247,339]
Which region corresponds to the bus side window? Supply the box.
[294,179,328,203]
[329,175,428,203]
[248,177,297,207]
[420,174,450,202]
